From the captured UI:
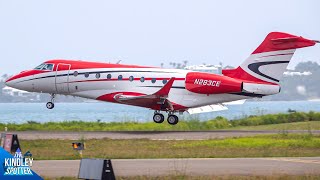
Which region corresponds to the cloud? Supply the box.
[296,85,307,95]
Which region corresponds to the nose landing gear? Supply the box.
[46,102,54,109]
[46,94,55,109]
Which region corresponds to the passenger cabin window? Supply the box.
[151,78,156,83]
[162,79,167,84]
[73,71,78,77]
[84,72,90,78]
[107,74,112,79]
[140,77,145,82]
[129,76,134,82]
[96,73,100,79]
[118,75,123,80]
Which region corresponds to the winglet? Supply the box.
[153,77,175,97]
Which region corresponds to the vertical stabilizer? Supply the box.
[223,32,316,84]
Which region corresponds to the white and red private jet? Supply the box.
[5,32,318,125]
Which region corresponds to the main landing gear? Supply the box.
[46,94,55,109]
[153,112,165,123]
[167,114,179,125]
[153,111,179,125]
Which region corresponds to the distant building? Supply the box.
[283,71,312,76]
[2,86,31,97]
[223,65,235,70]
[184,64,222,74]
[2,86,40,101]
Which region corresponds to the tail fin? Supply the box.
[223,32,317,84]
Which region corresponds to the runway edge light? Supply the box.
[72,142,85,158]
[72,142,85,150]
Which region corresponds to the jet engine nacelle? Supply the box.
[242,82,280,95]
[185,72,243,94]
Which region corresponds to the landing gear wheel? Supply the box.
[167,115,179,125]
[46,93,56,109]
[153,113,165,123]
[46,102,54,109]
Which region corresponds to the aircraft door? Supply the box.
[55,63,71,94]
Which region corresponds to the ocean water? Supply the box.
[0,101,319,124]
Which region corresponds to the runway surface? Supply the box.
[5,130,320,140]
[32,157,320,177]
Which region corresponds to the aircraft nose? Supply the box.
[5,73,24,89]
[5,76,16,88]
[4,71,35,91]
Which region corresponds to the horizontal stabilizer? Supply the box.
[270,37,299,44]
[187,104,228,114]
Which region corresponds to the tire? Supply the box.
[153,113,164,123]
[167,115,179,125]
[46,102,55,109]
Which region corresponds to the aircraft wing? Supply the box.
[186,104,228,114]
[222,99,246,105]
[187,99,246,114]
[113,77,175,110]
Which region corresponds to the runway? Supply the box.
[32,157,320,177]
[5,130,320,140]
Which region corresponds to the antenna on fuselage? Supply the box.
[116,60,122,64]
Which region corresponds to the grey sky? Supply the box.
[1,0,319,75]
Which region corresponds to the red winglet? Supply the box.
[153,77,175,97]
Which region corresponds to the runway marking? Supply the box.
[265,158,320,164]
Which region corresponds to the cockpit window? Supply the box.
[34,63,54,71]
[34,64,45,70]
[42,64,54,71]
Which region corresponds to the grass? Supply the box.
[1,111,320,131]
[44,175,320,180]
[229,121,320,130]
[20,134,320,160]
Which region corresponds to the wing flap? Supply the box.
[187,104,228,114]
[222,99,246,105]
